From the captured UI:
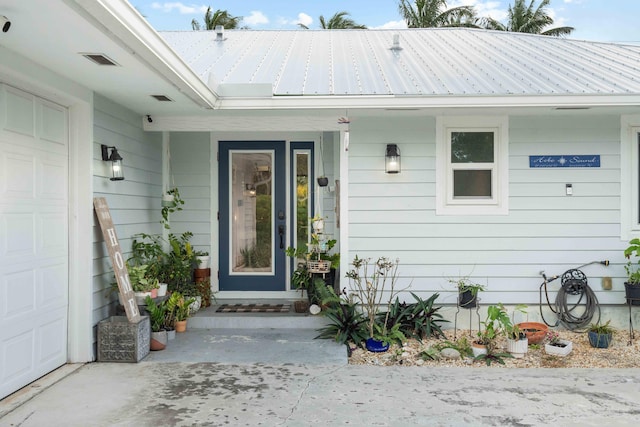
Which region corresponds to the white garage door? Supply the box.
[0,84,69,399]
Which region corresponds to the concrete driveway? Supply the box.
[1,329,640,426]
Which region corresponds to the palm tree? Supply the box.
[397,0,477,28]
[298,11,367,29]
[483,0,574,37]
[191,6,241,30]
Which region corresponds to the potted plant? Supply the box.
[473,303,524,358]
[174,292,196,332]
[346,255,404,352]
[161,187,185,230]
[504,305,529,358]
[164,291,180,340]
[452,277,485,308]
[516,321,549,345]
[623,238,640,306]
[588,320,614,348]
[144,296,167,350]
[544,330,573,356]
[317,176,329,187]
[290,262,311,313]
[127,263,159,304]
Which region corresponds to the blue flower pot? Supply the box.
[588,331,612,348]
[366,338,390,353]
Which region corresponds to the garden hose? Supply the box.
[539,267,602,331]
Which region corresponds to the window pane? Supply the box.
[231,152,273,273]
[295,152,310,252]
[451,132,494,163]
[454,170,492,197]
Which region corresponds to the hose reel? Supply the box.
[540,261,608,331]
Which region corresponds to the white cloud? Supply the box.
[244,11,269,26]
[151,2,207,14]
[375,20,408,30]
[450,0,507,21]
[297,13,313,28]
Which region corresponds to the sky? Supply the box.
[128,1,640,44]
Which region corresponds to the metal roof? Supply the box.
[160,28,640,98]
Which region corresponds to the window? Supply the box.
[620,117,640,238]
[436,116,508,215]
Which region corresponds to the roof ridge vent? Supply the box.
[391,34,402,51]
[215,25,225,41]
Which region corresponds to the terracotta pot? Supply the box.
[471,342,488,357]
[175,320,187,333]
[150,330,167,351]
[517,322,549,345]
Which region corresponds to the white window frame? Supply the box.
[621,116,640,239]
[436,116,509,215]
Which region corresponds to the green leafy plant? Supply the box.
[372,322,405,346]
[588,320,614,335]
[418,346,441,361]
[308,277,340,308]
[380,293,448,341]
[452,277,486,296]
[164,292,181,330]
[127,264,159,292]
[161,187,185,230]
[474,350,513,366]
[624,238,640,284]
[174,292,196,321]
[315,296,368,353]
[144,295,166,332]
[165,232,198,293]
[434,336,473,358]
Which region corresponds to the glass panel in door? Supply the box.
[219,141,286,291]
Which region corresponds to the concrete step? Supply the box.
[188,302,330,329]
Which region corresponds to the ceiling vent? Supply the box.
[151,95,173,102]
[81,53,119,66]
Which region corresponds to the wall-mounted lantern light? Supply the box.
[385,144,401,174]
[101,144,124,181]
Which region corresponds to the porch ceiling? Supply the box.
[0,0,216,116]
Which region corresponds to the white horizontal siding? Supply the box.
[168,132,211,256]
[347,113,626,305]
[92,95,163,335]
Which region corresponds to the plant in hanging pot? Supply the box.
[452,277,486,308]
[623,238,640,306]
[160,187,185,230]
[317,176,329,187]
[544,330,573,356]
[588,320,614,348]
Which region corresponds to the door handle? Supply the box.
[278,225,285,249]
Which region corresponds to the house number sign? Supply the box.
[529,155,600,168]
[93,197,141,322]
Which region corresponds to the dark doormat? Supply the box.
[215,304,291,313]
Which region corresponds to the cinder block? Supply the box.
[97,316,150,362]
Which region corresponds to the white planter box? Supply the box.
[545,340,573,357]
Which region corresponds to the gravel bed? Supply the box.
[348,329,640,368]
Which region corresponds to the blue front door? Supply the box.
[219,141,286,291]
